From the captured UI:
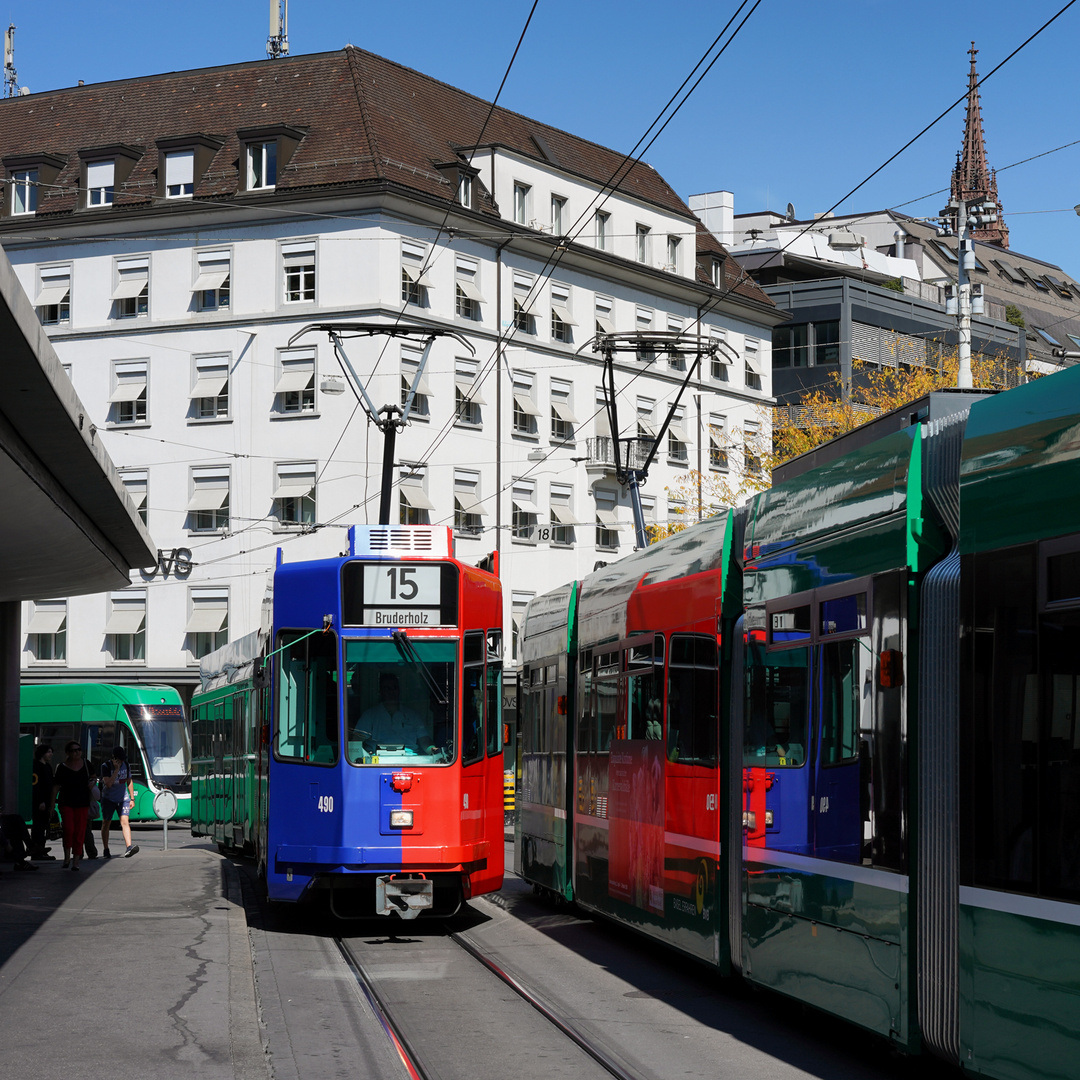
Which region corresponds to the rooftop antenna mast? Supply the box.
[4,25,17,98]
[267,0,289,59]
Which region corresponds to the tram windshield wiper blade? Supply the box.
[391,630,448,706]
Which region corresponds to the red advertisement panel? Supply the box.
[608,739,665,915]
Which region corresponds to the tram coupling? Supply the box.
[376,873,433,919]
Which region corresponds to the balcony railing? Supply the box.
[585,436,653,471]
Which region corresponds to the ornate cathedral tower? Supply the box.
[950,42,1009,247]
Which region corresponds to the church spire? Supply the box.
[950,42,1009,248]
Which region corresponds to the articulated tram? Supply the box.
[192,525,504,917]
[518,368,1080,1080]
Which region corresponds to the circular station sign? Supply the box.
[153,789,178,821]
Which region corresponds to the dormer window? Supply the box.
[248,141,277,190]
[3,153,65,219]
[12,169,37,215]
[238,125,304,193]
[165,150,194,197]
[78,145,141,210]
[458,173,473,208]
[87,160,114,206]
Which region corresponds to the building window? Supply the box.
[774,324,808,369]
[744,420,762,477]
[193,250,230,312]
[455,256,483,320]
[190,356,230,420]
[513,182,530,225]
[282,242,315,303]
[187,469,230,533]
[550,379,576,443]
[667,315,685,370]
[109,361,148,425]
[120,470,149,526]
[26,600,66,662]
[550,483,575,546]
[399,465,433,525]
[711,257,724,287]
[709,416,728,471]
[745,339,763,390]
[458,172,473,208]
[112,257,148,319]
[12,169,37,215]
[636,397,657,442]
[595,294,615,335]
[595,488,619,550]
[186,590,229,660]
[86,160,115,206]
[511,593,533,662]
[595,210,610,251]
[550,282,574,344]
[455,358,484,427]
[710,330,731,381]
[668,496,687,525]
[275,349,316,414]
[512,371,540,436]
[401,346,431,418]
[551,194,566,235]
[36,265,71,326]
[815,320,841,365]
[667,406,689,463]
[454,470,487,535]
[636,224,651,264]
[247,141,277,190]
[105,592,146,662]
[512,479,538,542]
[513,272,536,334]
[667,235,681,273]
[401,240,430,306]
[273,464,316,528]
[636,308,654,363]
[164,150,194,197]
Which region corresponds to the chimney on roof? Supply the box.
[689,191,734,248]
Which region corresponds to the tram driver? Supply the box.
[354,671,432,752]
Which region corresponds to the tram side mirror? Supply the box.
[878,650,903,689]
[253,660,269,689]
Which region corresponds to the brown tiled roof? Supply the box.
[0,46,771,309]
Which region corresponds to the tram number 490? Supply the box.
[317,795,335,813]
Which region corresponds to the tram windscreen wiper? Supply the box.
[391,631,449,706]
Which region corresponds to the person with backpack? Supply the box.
[99,745,139,859]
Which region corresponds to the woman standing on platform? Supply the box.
[52,742,91,871]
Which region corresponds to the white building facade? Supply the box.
[2,48,781,696]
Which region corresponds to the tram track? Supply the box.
[335,919,642,1080]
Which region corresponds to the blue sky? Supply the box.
[7,1,1080,271]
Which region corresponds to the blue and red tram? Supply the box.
[192,525,504,917]
[518,370,1080,1080]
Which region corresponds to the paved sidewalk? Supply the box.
[0,831,268,1079]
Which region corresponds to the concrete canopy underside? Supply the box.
[0,249,155,601]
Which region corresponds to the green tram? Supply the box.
[20,682,191,821]
[518,369,1080,1080]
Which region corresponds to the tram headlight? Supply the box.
[743,811,756,831]
[765,810,774,828]
[390,809,414,828]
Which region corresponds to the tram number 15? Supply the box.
[317,795,334,813]
[384,567,419,601]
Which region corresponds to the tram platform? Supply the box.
[0,827,268,1079]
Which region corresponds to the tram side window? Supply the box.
[463,631,485,765]
[275,629,339,764]
[627,636,664,740]
[820,640,860,765]
[486,630,503,757]
[595,652,619,752]
[667,634,718,766]
[577,652,594,753]
[745,638,808,768]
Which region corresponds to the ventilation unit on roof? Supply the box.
[351,525,453,558]
[829,232,865,250]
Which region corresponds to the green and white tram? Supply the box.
[21,683,191,822]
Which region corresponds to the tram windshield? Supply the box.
[344,639,456,765]
[122,703,191,786]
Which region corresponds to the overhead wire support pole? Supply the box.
[589,332,718,550]
[289,323,475,525]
